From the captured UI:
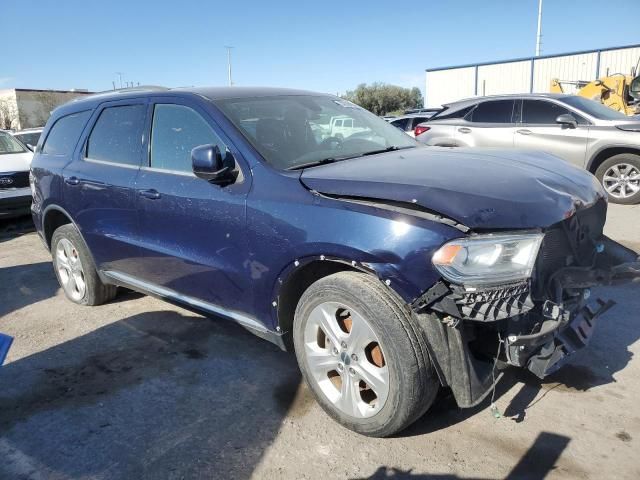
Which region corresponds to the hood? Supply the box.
[300,147,604,230]
[0,152,32,173]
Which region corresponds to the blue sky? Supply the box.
[2,0,638,95]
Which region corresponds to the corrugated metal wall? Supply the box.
[532,52,597,92]
[477,60,531,96]
[598,46,640,76]
[424,67,476,108]
[425,44,640,107]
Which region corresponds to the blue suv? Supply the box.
[31,87,640,436]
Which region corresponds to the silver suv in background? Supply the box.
[416,94,640,204]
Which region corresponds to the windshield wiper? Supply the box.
[359,145,415,157]
[288,157,343,171]
[288,145,415,171]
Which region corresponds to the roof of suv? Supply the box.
[445,93,573,108]
[67,86,326,107]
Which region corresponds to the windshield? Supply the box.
[562,96,628,121]
[0,132,27,155]
[215,95,417,170]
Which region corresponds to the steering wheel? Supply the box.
[319,136,343,150]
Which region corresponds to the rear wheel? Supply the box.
[595,153,640,204]
[293,271,439,437]
[51,224,117,306]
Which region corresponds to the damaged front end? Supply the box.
[412,199,640,408]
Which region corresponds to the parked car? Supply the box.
[389,114,436,137]
[12,127,43,151]
[31,87,639,437]
[404,108,441,116]
[416,94,640,204]
[0,130,33,218]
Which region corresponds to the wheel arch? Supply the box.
[273,256,381,347]
[42,205,76,250]
[587,146,640,174]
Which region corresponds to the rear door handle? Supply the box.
[517,129,532,135]
[64,176,80,186]
[458,127,471,134]
[138,189,161,200]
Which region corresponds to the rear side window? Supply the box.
[431,105,473,121]
[469,100,515,123]
[150,104,226,173]
[390,118,410,131]
[41,111,91,155]
[86,105,146,165]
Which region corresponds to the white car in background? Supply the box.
[0,131,33,219]
[389,113,437,137]
[12,127,43,151]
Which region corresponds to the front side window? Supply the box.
[42,111,91,155]
[0,131,27,154]
[468,100,515,124]
[215,95,416,170]
[150,104,226,173]
[16,132,41,148]
[521,100,571,124]
[86,105,146,165]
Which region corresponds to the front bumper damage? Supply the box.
[412,204,640,408]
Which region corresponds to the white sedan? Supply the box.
[0,131,33,219]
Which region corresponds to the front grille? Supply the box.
[0,171,29,189]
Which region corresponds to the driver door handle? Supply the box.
[517,129,532,135]
[458,127,471,134]
[139,189,161,200]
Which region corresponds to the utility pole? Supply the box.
[116,72,124,89]
[224,46,234,86]
[535,0,543,57]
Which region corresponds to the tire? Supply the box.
[595,153,640,205]
[51,224,117,306]
[293,271,439,437]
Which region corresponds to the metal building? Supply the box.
[424,43,640,108]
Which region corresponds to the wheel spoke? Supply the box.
[347,310,376,353]
[312,304,345,346]
[337,373,359,417]
[627,182,639,194]
[355,361,388,398]
[305,346,338,378]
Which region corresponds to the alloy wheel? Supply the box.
[56,238,86,301]
[302,301,389,418]
[602,163,640,199]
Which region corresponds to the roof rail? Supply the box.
[72,85,170,101]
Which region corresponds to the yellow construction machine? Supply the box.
[550,72,640,116]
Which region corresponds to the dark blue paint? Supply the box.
[31,87,604,339]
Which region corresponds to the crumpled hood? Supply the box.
[300,147,605,230]
[0,152,32,173]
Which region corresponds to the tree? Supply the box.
[0,98,18,130]
[342,83,424,116]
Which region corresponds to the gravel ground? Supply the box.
[0,204,639,480]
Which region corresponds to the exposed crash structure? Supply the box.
[412,198,640,407]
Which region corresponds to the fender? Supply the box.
[586,144,640,172]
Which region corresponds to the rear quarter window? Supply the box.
[41,111,92,155]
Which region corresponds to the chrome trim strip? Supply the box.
[103,270,268,333]
[84,157,140,169]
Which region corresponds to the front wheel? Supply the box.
[595,153,640,204]
[293,271,439,437]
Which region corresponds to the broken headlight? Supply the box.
[432,233,544,286]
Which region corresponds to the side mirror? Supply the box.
[192,144,236,185]
[556,114,577,129]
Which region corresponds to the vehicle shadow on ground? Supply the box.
[354,432,570,480]
[0,261,60,318]
[0,309,303,479]
[0,216,34,244]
